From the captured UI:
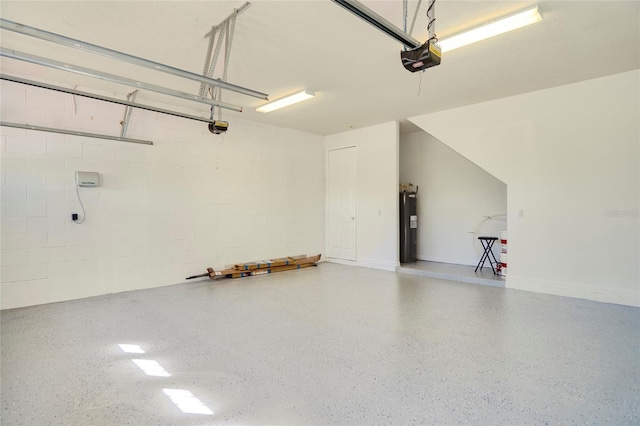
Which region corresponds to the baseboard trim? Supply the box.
[326,257,398,272]
[507,275,640,307]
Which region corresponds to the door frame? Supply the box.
[325,145,358,261]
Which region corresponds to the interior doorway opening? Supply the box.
[398,130,506,282]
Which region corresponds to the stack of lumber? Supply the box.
[186,254,321,281]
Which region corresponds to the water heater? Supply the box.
[400,186,418,263]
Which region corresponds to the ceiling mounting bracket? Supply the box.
[408,0,423,36]
[200,2,250,97]
[120,90,138,138]
[331,0,421,49]
[199,1,250,122]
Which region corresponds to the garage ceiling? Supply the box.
[1,1,638,135]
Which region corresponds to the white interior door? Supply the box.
[327,146,357,261]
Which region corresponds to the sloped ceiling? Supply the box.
[1,1,638,135]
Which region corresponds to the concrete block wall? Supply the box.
[1,80,325,309]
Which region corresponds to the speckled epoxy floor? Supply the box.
[397,260,505,287]
[1,262,639,425]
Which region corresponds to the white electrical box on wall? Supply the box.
[76,171,100,187]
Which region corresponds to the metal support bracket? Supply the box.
[331,0,421,49]
[409,0,423,36]
[1,74,223,125]
[204,2,251,38]
[0,17,268,100]
[0,48,243,113]
[199,2,250,108]
[120,90,138,138]
[1,121,153,145]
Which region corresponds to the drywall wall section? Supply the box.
[410,70,640,306]
[400,131,507,266]
[325,122,399,270]
[0,79,325,310]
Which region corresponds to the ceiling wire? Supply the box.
[403,0,408,51]
[427,0,437,42]
[73,173,86,224]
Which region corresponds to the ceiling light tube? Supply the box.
[256,90,315,113]
[438,6,542,53]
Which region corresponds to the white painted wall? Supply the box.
[400,131,507,266]
[0,79,325,310]
[325,122,399,270]
[410,70,640,306]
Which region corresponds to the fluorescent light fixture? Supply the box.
[132,359,171,377]
[438,6,542,53]
[118,344,145,354]
[163,389,214,415]
[256,90,315,113]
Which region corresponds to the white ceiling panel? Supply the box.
[1,1,638,135]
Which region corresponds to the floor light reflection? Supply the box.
[118,344,145,354]
[163,389,214,415]
[132,359,171,377]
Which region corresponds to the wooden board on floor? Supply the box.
[206,254,321,279]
